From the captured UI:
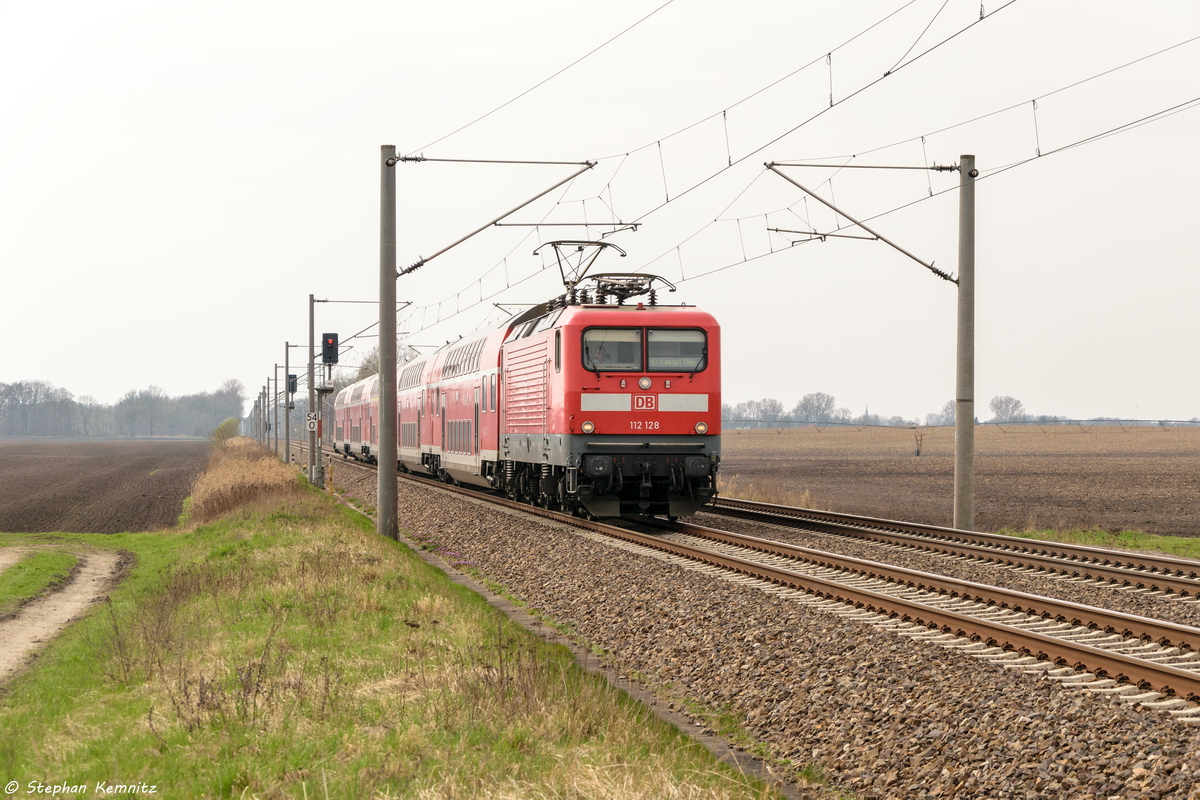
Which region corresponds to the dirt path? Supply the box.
[0,442,205,686]
[0,550,122,683]
[0,548,28,573]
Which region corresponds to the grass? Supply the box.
[997,526,1200,560]
[718,474,827,511]
[0,438,788,800]
[0,550,78,619]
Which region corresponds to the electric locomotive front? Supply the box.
[497,274,720,518]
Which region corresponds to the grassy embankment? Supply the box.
[0,436,786,799]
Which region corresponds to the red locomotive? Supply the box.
[333,272,721,517]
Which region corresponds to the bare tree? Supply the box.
[728,398,786,428]
[349,344,421,384]
[0,381,55,435]
[140,386,169,435]
[989,395,1026,423]
[78,396,100,436]
[791,392,837,423]
[216,379,247,420]
[352,345,381,382]
[115,389,141,436]
[757,398,785,422]
[926,400,956,426]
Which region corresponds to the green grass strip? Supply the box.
[0,550,78,618]
[1001,527,1200,560]
[0,497,784,800]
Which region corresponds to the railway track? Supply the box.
[305,444,1200,714]
[635,518,1200,709]
[707,497,1200,600]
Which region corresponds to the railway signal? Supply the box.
[321,333,339,364]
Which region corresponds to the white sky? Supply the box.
[2,1,1197,422]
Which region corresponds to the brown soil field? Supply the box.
[0,439,210,533]
[719,424,1200,537]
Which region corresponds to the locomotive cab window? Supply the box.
[647,329,707,372]
[582,328,642,372]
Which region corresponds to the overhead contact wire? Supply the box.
[414,0,679,152]
[595,0,921,162]
[628,0,1020,225]
[824,33,1200,161]
[887,0,951,74]
[677,94,1200,286]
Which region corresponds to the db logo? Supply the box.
[634,394,657,411]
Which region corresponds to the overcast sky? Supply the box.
[3,1,1197,422]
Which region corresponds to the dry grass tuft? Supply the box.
[189,437,305,523]
[413,757,780,800]
[718,474,828,511]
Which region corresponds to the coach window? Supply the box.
[647,329,707,372]
[582,328,641,372]
[555,330,561,372]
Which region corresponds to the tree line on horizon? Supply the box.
[722,393,1200,429]
[0,379,246,438]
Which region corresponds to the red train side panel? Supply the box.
[334,275,721,517]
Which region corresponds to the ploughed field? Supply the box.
[720,424,1200,536]
[0,440,209,533]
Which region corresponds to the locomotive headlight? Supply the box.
[694,421,709,434]
[581,420,595,434]
[638,377,652,390]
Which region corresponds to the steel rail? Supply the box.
[710,497,1200,595]
[646,517,1200,652]
[300,445,1200,700]
[572,520,1200,702]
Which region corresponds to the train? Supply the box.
[332,272,720,518]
